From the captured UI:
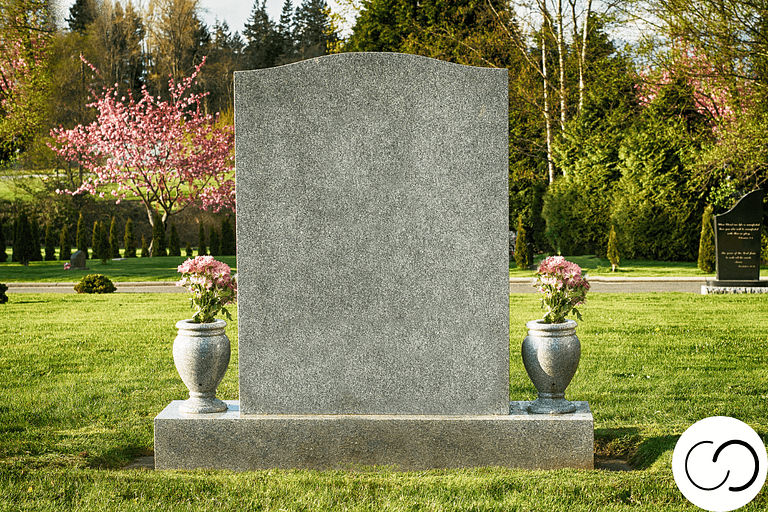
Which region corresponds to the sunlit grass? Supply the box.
[0,293,766,510]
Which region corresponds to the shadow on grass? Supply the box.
[595,428,679,470]
[632,434,679,470]
[88,443,154,470]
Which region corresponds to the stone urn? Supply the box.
[521,319,580,414]
[173,319,230,413]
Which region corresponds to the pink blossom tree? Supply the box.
[49,57,235,237]
[637,44,751,128]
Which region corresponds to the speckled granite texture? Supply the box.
[234,53,509,416]
[154,401,594,470]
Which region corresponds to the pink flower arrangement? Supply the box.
[176,256,237,323]
[63,262,71,270]
[534,256,590,324]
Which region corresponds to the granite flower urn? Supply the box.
[173,319,230,413]
[522,319,580,414]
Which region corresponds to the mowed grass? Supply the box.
[5,252,766,283]
[0,254,236,283]
[509,254,768,277]
[1,292,767,510]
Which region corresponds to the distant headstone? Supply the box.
[714,190,764,282]
[70,250,86,269]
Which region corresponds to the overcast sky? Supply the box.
[56,0,353,39]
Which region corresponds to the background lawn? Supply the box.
[3,253,766,283]
[0,255,236,283]
[509,254,768,278]
[0,292,766,510]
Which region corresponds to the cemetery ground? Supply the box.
[0,293,766,510]
[2,252,766,283]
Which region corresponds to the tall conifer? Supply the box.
[76,212,88,258]
[698,205,716,273]
[59,224,72,261]
[124,219,136,258]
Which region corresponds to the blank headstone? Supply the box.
[235,53,509,416]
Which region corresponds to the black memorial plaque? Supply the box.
[714,190,764,282]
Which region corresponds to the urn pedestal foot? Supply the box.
[527,393,576,414]
[179,392,228,414]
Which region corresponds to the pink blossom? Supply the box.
[48,57,235,231]
[533,256,589,323]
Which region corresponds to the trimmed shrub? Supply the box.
[44,223,57,261]
[168,223,181,257]
[185,241,193,257]
[141,235,149,257]
[59,224,71,261]
[151,211,166,257]
[0,283,8,304]
[198,224,207,256]
[698,205,716,273]
[76,212,88,259]
[514,216,531,270]
[92,221,103,263]
[761,226,768,266]
[74,274,116,294]
[30,218,42,261]
[220,217,236,256]
[13,212,35,266]
[109,217,120,258]
[123,219,136,258]
[0,218,7,263]
[607,225,620,271]
[209,226,220,256]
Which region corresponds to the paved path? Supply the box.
[6,277,740,294]
[510,276,727,294]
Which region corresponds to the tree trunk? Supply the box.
[542,8,556,184]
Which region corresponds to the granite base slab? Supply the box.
[154,400,593,471]
[702,283,768,294]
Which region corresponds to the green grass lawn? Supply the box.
[1,292,766,510]
[0,254,236,283]
[510,254,768,278]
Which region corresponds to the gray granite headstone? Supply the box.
[70,250,86,269]
[235,53,509,416]
[714,190,764,282]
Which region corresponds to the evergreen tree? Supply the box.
[13,212,35,266]
[99,221,110,264]
[0,217,6,263]
[141,235,149,257]
[607,225,620,272]
[109,217,120,258]
[185,241,193,257]
[277,0,295,60]
[124,218,137,258]
[198,224,207,256]
[293,0,337,60]
[244,0,281,68]
[92,221,103,262]
[151,211,167,257]
[44,223,57,261]
[220,217,236,255]
[66,0,96,35]
[514,216,530,270]
[209,226,221,256]
[698,205,716,273]
[76,212,88,258]
[169,222,181,256]
[59,224,72,261]
[30,218,42,261]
